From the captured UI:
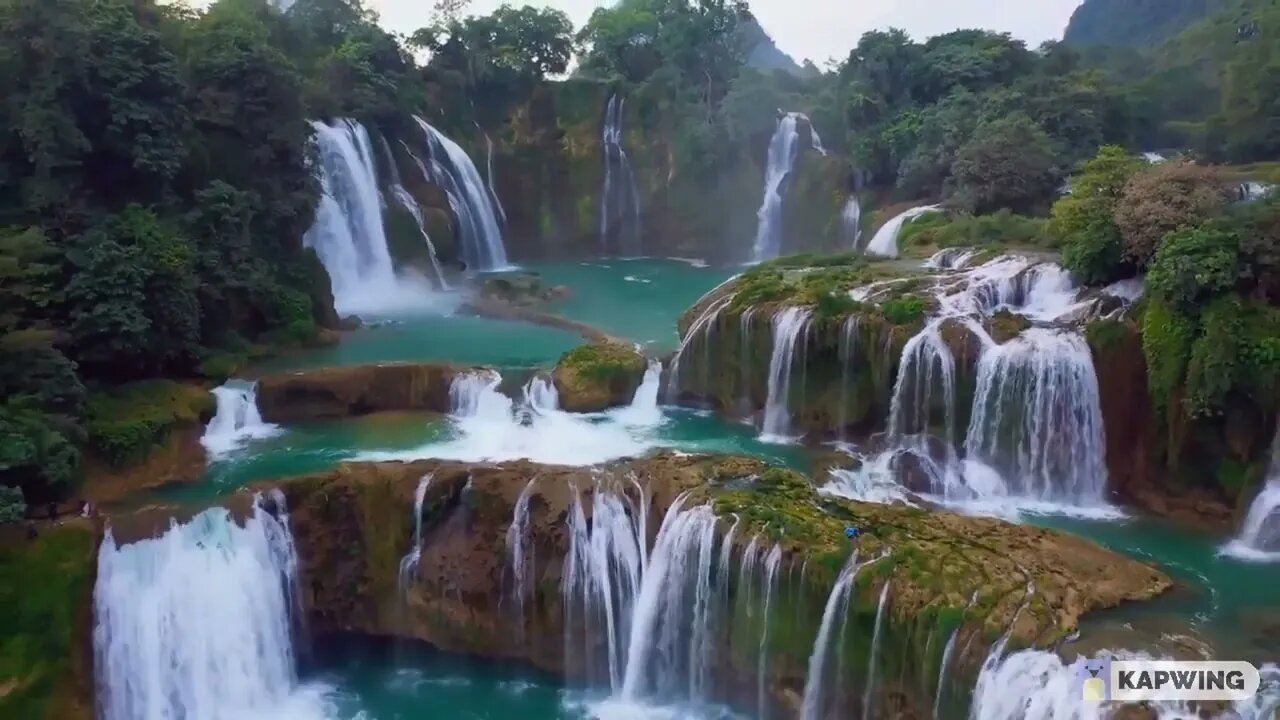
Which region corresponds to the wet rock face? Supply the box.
[254,363,472,423]
[551,342,647,412]
[266,452,1170,717]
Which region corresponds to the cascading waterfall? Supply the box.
[843,194,863,249]
[753,112,823,262]
[305,119,403,314]
[972,651,1279,720]
[1224,425,1280,560]
[862,581,891,719]
[864,204,941,258]
[961,329,1108,505]
[619,494,721,701]
[93,494,326,720]
[837,316,860,438]
[799,552,883,720]
[761,307,813,442]
[389,184,448,289]
[888,321,957,448]
[757,544,783,719]
[398,474,434,593]
[666,293,735,402]
[506,476,538,623]
[415,117,508,270]
[202,380,280,458]
[600,94,642,255]
[562,480,647,689]
[615,359,663,426]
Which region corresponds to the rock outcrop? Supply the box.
[264,452,1169,717]
[255,363,474,423]
[551,342,647,412]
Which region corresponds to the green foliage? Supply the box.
[882,296,926,325]
[950,113,1057,214]
[1114,162,1232,268]
[1063,0,1215,48]
[1142,300,1196,419]
[1146,224,1241,312]
[86,380,213,468]
[1183,295,1243,418]
[900,210,1048,251]
[416,4,574,91]
[557,343,646,384]
[0,525,94,719]
[1051,146,1144,285]
[0,486,24,524]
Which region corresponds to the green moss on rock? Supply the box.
[87,381,214,468]
[552,342,647,412]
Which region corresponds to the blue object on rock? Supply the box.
[845,526,860,538]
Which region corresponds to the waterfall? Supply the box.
[398,474,434,593]
[933,628,960,718]
[305,119,405,315]
[202,380,280,458]
[666,292,735,402]
[506,476,538,622]
[927,247,980,270]
[94,494,326,720]
[843,194,863,249]
[800,552,881,720]
[961,329,1108,505]
[757,544,783,719]
[888,321,957,447]
[600,94,642,255]
[753,112,823,262]
[761,307,813,442]
[864,204,941,258]
[389,184,448,289]
[1224,426,1280,560]
[415,117,508,270]
[616,359,663,427]
[619,494,720,700]
[838,316,860,438]
[523,374,560,414]
[972,651,1280,720]
[862,581,891,719]
[562,481,647,689]
[475,123,507,224]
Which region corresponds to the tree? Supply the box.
[949,113,1057,215]
[1114,162,1232,270]
[1147,223,1241,312]
[418,4,574,90]
[1050,145,1143,285]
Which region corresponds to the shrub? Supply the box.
[1146,224,1241,312]
[1114,163,1232,269]
[1050,146,1143,285]
[0,486,24,524]
[1062,224,1128,286]
[882,296,927,325]
[87,381,214,467]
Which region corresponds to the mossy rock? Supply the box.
[480,273,569,307]
[86,381,215,468]
[0,523,95,720]
[988,310,1032,344]
[552,342,647,412]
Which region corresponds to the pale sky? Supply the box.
[367,0,1087,66]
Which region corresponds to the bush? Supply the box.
[902,210,1049,250]
[0,486,24,524]
[1062,224,1128,286]
[1114,163,1232,269]
[87,381,214,467]
[1141,300,1196,418]
[882,296,927,325]
[1050,146,1143,285]
[1146,224,1241,312]
[1183,296,1242,418]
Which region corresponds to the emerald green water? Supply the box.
[493,258,735,350]
[251,312,583,374]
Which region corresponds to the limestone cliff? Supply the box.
[272,453,1169,718]
[254,363,477,423]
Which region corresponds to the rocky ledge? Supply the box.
[262,452,1168,717]
[254,362,479,423]
[551,341,648,412]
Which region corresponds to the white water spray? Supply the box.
[202,380,280,458]
[753,112,823,262]
[865,204,940,258]
[398,474,434,593]
[800,552,882,720]
[1224,425,1280,561]
[94,495,328,720]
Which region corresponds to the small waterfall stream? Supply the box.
[202,380,280,458]
[506,476,538,624]
[864,204,941,258]
[843,194,862,249]
[1224,425,1280,560]
[600,94,642,255]
[757,544,783,719]
[862,581,891,719]
[761,307,812,442]
[398,474,434,593]
[415,117,509,270]
[799,552,882,720]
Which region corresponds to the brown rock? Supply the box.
[255,363,475,423]
[551,342,648,412]
[82,425,207,505]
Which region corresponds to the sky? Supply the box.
[366,0,1087,66]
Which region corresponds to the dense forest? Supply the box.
[0,0,1278,518]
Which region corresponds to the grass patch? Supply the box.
[0,525,94,719]
[557,343,646,383]
[87,380,214,468]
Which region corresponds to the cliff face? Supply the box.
[380,80,850,267]
[254,362,474,423]
[275,453,1169,717]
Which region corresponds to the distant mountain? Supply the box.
[742,19,817,78]
[1063,0,1222,47]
